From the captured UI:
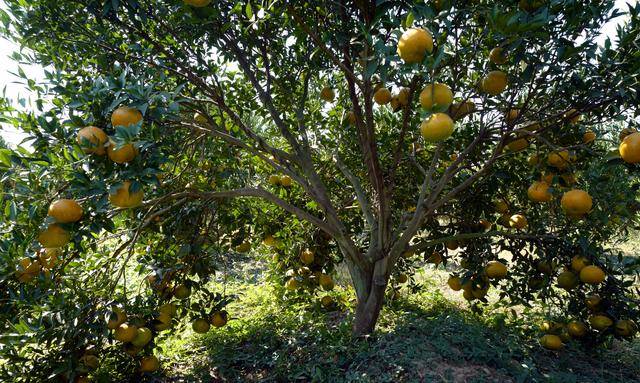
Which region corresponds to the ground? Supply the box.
[142,249,640,383]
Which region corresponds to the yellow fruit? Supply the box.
[547,150,571,169]
[427,251,443,265]
[557,271,578,290]
[77,126,108,155]
[485,261,507,279]
[462,288,474,301]
[619,132,640,163]
[509,214,527,229]
[506,138,529,152]
[536,260,555,274]
[494,200,509,213]
[320,87,335,102]
[38,248,60,269]
[154,313,173,331]
[158,303,177,317]
[489,47,508,65]
[38,224,71,248]
[268,174,281,185]
[585,295,601,310]
[527,181,551,202]
[15,258,40,283]
[561,189,592,216]
[567,321,588,338]
[374,87,392,105]
[48,199,83,223]
[114,323,137,343]
[320,295,334,308]
[481,71,507,95]
[589,315,613,331]
[211,311,228,328]
[280,175,292,187]
[560,173,576,186]
[111,106,142,128]
[419,83,453,110]
[619,127,638,141]
[579,265,605,284]
[447,276,462,291]
[300,249,314,265]
[235,242,251,252]
[420,113,455,142]
[319,274,335,290]
[139,355,160,372]
[505,109,520,124]
[192,318,210,334]
[570,256,590,272]
[263,235,276,247]
[173,284,191,299]
[583,131,596,144]
[131,327,153,347]
[614,319,638,337]
[448,101,476,120]
[397,274,409,283]
[564,108,581,124]
[539,334,563,350]
[540,320,563,334]
[109,181,144,208]
[397,88,410,106]
[107,307,127,330]
[285,277,299,291]
[397,28,433,64]
[107,141,138,163]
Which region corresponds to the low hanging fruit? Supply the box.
[373,87,392,105]
[109,181,144,208]
[527,181,552,203]
[419,83,453,110]
[48,199,83,223]
[481,71,507,95]
[420,113,455,142]
[560,189,593,216]
[485,261,507,279]
[619,132,640,163]
[579,265,605,284]
[111,106,142,128]
[489,47,508,65]
[38,224,71,248]
[320,86,335,102]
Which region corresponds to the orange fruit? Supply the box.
[114,323,137,342]
[173,284,191,299]
[48,199,83,223]
[570,255,590,272]
[583,131,596,143]
[15,258,41,283]
[505,108,520,124]
[300,249,314,265]
[285,278,299,291]
[539,334,563,350]
[427,251,443,264]
[139,355,160,372]
[579,265,605,284]
[158,303,177,317]
[211,311,228,328]
[109,181,144,208]
[397,28,433,63]
[564,108,581,124]
[107,307,127,330]
[557,271,578,290]
[397,273,409,283]
[447,276,462,291]
[38,224,71,248]
[320,295,334,308]
[589,315,613,331]
[494,200,509,213]
[192,318,210,334]
[489,47,508,65]
[619,132,640,163]
[527,181,552,202]
[396,88,410,106]
[485,261,507,279]
[448,101,476,120]
[280,175,293,187]
[319,274,335,290]
[509,214,527,229]
[560,189,592,216]
[540,320,563,334]
[131,327,153,347]
[481,71,507,95]
[547,150,571,169]
[268,174,281,185]
[614,319,638,337]
[374,87,392,105]
[107,141,137,163]
[419,83,453,109]
[77,126,108,155]
[111,106,142,128]
[320,87,335,102]
[567,321,588,338]
[585,295,601,310]
[420,113,455,142]
[506,138,529,152]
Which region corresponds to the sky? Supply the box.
[0,0,637,148]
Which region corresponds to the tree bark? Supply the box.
[350,257,390,337]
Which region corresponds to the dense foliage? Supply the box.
[0,0,639,381]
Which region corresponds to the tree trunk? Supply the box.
[352,281,386,336]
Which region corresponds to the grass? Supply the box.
[156,265,640,383]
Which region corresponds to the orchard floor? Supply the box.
[156,259,640,383]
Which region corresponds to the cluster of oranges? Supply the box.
[280,246,337,308]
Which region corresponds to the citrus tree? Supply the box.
[1,0,640,380]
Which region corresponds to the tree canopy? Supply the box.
[1,0,640,380]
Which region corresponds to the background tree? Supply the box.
[1,0,639,380]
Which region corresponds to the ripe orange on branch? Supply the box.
[48,199,83,223]
[109,181,144,208]
[420,113,455,142]
[481,71,507,95]
[397,28,433,64]
[38,224,71,248]
[560,189,592,216]
[111,106,142,128]
[619,132,640,163]
[419,83,453,110]
[77,126,108,155]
